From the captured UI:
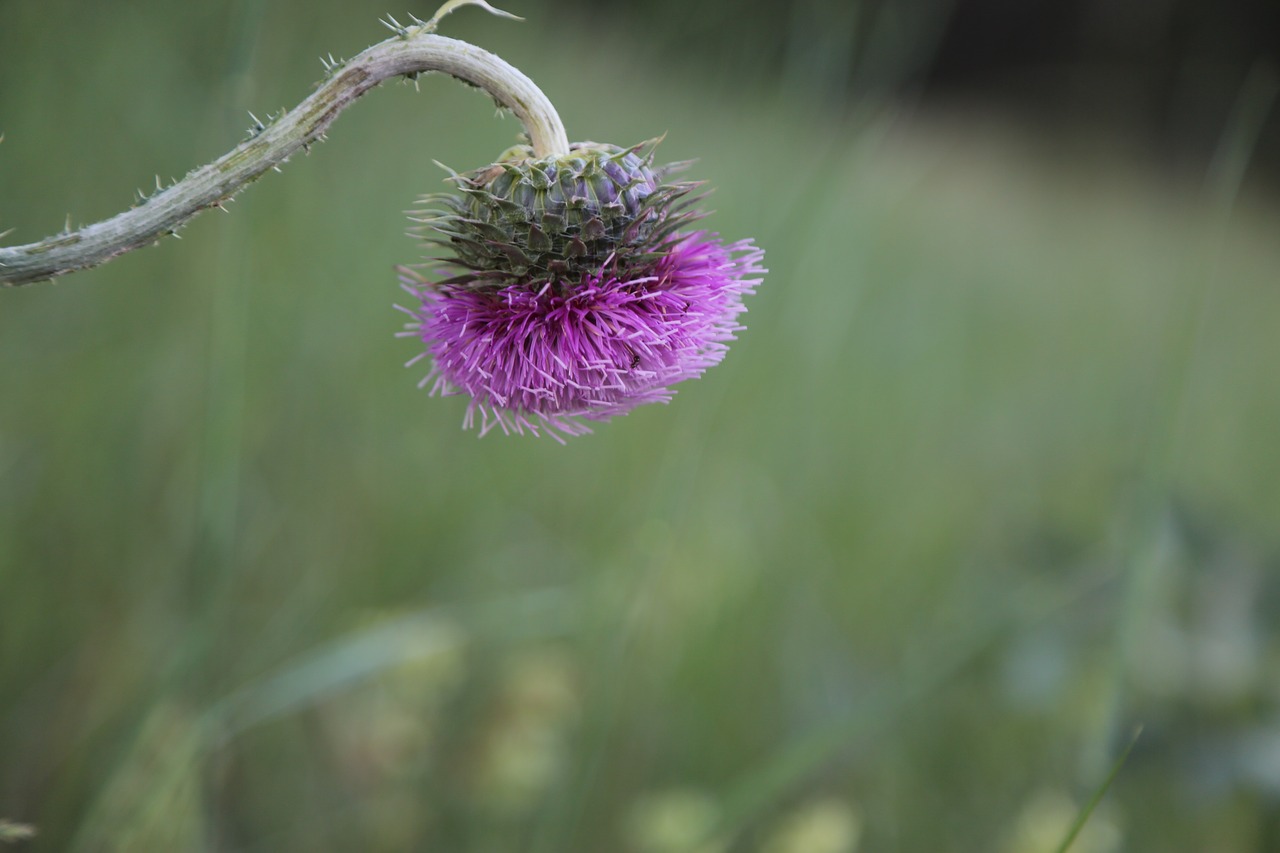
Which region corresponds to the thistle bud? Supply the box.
[414,140,702,284]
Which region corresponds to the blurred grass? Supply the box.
[3,1,1280,851]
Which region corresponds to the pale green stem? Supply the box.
[0,30,569,287]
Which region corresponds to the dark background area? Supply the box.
[559,0,1280,183]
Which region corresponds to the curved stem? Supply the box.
[0,32,569,287]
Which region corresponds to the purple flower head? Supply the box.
[398,141,765,441]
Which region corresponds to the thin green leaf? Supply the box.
[1053,725,1143,853]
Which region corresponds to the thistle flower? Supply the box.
[399,141,765,441]
[0,7,765,441]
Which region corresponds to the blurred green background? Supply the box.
[2,0,1280,850]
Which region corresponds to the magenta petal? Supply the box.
[403,232,765,440]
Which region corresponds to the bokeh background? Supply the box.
[2,0,1279,850]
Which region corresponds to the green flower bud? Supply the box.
[413,139,703,286]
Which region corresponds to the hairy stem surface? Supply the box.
[0,31,569,287]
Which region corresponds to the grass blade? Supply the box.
[1054,725,1143,853]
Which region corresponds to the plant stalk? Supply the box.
[0,29,569,287]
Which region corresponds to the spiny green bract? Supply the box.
[412,140,704,286]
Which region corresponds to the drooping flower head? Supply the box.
[398,139,765,441]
